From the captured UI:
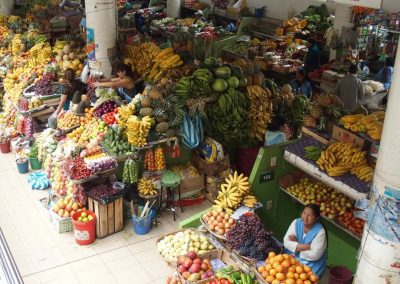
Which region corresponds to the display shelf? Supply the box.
[280,187,362,241]
[284,137,370,200]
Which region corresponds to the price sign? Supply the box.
[260,171,274,183]
[332,0,382,9]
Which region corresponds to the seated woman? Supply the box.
[283,204,327,278]
[290,68,312,98]
[375,57,394,90]
[94,64,137,103]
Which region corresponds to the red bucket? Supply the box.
[0,141,11,154]
[72,210,96,245]
[329,266,353,284]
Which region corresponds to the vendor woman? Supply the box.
[94,64,137,103]
[283,204,327,278]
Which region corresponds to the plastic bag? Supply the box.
[181,112,204,149]
[48,112,57,129]
[28,172,50,190]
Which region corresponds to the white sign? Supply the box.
[333,0,382,9]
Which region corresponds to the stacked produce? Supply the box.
[145,147,166,171]
[126,116,153,147]
[247,85,273,141]
[156,230,215,262]
[291,95,310,125]
[144,149,156,171]
[94,88,121,107]
[28,43,52,69]
[303,145,324,161]
[34,72,56,97]
[213,171,254,214]
[202,208,236,237]
[122,159,138,184]
[53,41,85,76]
[286,177,354,220]
[177,252,214,282]
[57,111,80,130]
[84,153,117,174]
[148,47,183,81]
[124,43,161,76]
[115,103,135,126]
[102,126,134,156]
[52,196,85,218]
[316,141,374,182]
[340,111,384,141]
[226,213,281,260]
[208,267,256,284]
[94,100,117,118]
[257,252,318,283]
[67,119,107,145]
[89,183,123,200]
[337,210,365,236]
[63,157,92,181]
[138,177,157,196]
[103,112,116,125]
[72,184,87,206]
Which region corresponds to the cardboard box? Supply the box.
[331,125,367,149]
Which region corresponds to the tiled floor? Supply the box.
[0,151,211,284]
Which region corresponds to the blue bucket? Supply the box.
[16,159,29,174]
[131,206,154,235]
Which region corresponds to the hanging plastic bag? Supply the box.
[28,172,50,190]
[48,112,58,129]
[181,112,204,149]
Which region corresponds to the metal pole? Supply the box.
[354,41,400,283]
[84,0,116,77]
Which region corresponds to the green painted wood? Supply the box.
[179,207,212,229]
[250,143,360,273]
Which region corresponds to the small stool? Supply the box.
[160,171,183,221]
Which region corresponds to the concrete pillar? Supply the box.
[329,3,353,61]
[84,0,116,77]
[0,0,14,16]
[167,0,181,18]
[354,41,400,283]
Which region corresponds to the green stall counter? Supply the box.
[249,142,360,272]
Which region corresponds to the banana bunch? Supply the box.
[125,43,161,76]
[316,142,373,180]
[11,34,23,56]
[126,116,152,147]
[350,164,374,182]
[242,194,258,208]
[213,171,251,214]
[28,43,52,67]
[340,113,384,141]
[53,40,69,53]
[176,18,196,26]
[138,178,158,196]
[304,145,324,160]
[0,16,8,27]
[8,16,20,24]
[207,89,250,144]
[148,48,183,80]
[247,85,273,141]
[116,103,135,126]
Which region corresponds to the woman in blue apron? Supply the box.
[283,204,327,278]
[94,64,136,103]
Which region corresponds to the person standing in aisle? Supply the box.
[284,204,327,278]
[304,38,321,73]
[335,64,365,112]
[290,68,312,98]
[375,57,394,90]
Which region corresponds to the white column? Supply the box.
[329,3,353,61]
[0,0,14,16]
[85,0,116,77]
[167,0,181,18]
[354,41,400,283]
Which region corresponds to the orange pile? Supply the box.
[257,252,318,284]
[80,108,95,125]
[155,147,166,171]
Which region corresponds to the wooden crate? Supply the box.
[88,196,124,238]
[192,154,230,177]
[331,125,368,149]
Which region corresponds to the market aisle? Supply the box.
[0,152,211,284]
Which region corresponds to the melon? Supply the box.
[212,78,228,92]
[226,76,239,89]
[68,52,75,60]
[214,67,231,79]
[239,77,247,87]
[282,84,292,94]
[55,55,62,63]
[63,55,69,61]
[204,57,218,67]
[63,44,71,55]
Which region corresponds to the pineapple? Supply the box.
[155,122,169,133]
[309,103,324,119]
[149,87,162,100]
[316,94,331,107]
[329,94,344,107]
[153,108,168,122]
[139,107,153,117]
[303,115,317,128]
[141,96,151,108]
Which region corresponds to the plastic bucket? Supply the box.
[329,266,353,284]
[16,159,29,174]
[132,206,153,235]
[0,141,11,153]
[29,157,42,170]
[72,210,96,245]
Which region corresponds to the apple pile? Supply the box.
[202,209,236,236]
[177,252,214,282]
[286,177,354,220]
[76,211,94,223]
[52,196,85,218]
[337,210,365,236]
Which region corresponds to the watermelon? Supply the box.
[204,57,219,67]
[238,77,247,88]
[214,67,231,79]
[227,76,239,89]
[212,79,228,92]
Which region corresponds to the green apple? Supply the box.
[81,212,87,218]
[78,217,83,222]
[88,215,94,221]
[82,217,88,222]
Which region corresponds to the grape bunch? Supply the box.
[73,184,87,205]
[226,213,281,260]
[90,184,121,199]
[35,73,56,97]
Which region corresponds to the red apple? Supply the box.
[187,251,197,260]
[183,258,193,269]
[193,258,202,265]
[182,272,191,280]
[189,263,201,274]
[178,256,186,265]
[178,265,187,273]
